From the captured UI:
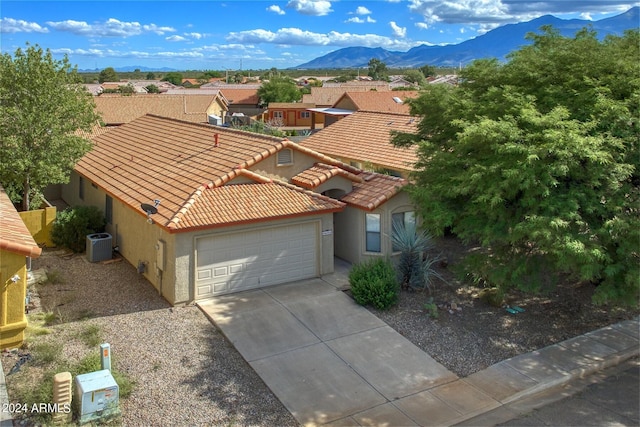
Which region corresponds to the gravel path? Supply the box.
[2,250,297,426]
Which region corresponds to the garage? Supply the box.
[195,221,319,298]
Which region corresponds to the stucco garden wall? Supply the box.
[0,251,28,349]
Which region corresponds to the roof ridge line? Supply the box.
[168,185,206,229]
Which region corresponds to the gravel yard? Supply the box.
[2,250,297,426]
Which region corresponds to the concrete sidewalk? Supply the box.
[199,272,640,426]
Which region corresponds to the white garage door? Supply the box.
[195,222,318,298]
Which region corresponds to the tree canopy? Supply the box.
[394,27,640,306]
[0,44,100,210]
[257,76,302,105]
[162,72,183,86]
[368,58,388,81]
[98,67,118,83]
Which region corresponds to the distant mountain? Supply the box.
[79,65,177,73]
[294,7,639,69]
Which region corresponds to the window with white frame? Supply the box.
[365,213,381,252]
[392,211,416,252]
[273,111,284,119]
[300,111,310,119]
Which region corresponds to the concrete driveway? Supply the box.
[198,274,471,426]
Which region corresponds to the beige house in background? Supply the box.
[62,114,413,305]
[94,92,229,125]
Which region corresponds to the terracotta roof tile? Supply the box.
[94,94,223,125]
[291,163,363,189]
[173,181,344,230]
[302,86,390,107]
[0,187,42,258]
[335,91,419,114]
[218,88,260,105]
[300,110,419,173]
[341,173,408,211]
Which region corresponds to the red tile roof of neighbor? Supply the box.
[76,114,404,232]
[302,86,391,107]
[299,110,420,173]
[0,186,42,258]
[216,89,260,105]
[335,91,419,114]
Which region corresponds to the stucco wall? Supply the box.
[19,205,56,247]
[335,191,414,265]
[0,251,28,349]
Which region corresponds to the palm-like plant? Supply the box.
[391,221,444,292]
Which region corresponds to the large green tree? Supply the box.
[367,58,388,81]
[257,76,302,105]
[0,44,100,210]
[394,27,640,306]
[98,67,118,83]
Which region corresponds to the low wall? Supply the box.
[19,203,56,247]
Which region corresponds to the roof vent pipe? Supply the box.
[214,133,219,147]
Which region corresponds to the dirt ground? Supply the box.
[369,237,640,377]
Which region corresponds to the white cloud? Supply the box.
[580,12,594,20]
[0,18,49,33]
[390,21,407,37]
[355,6,372,15]
[415,22,429,30]
[286,0,333,16]
[345,16,376,23]
[227,27,419,50]
[45,18,176,37]
[166,35,187,42]
[185,32,204,40]
[267,5,286,15]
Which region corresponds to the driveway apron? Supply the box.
[198,277,460,426]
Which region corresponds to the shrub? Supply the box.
[51,206,106,252]
[349,258,399,310]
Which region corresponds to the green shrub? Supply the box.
[349,258,399,310]
[51,206,106,252]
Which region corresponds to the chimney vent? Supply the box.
[214,133,219,147]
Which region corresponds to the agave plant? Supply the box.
[391,220,444,292]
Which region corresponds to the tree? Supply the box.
[419,64,437,77]
[146,84,160,93]
[146,71,156,80]
[393,28,640,306]
[0,44,100,210]
[98,67,118,83]
[368,58,388,81]
[402,69,426,86]
[162,72,183,85]
[257,76,302,105]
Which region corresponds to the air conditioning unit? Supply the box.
[86,233,112,262]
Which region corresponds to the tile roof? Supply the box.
[341,173,408,211]
[217,88,260,105]
[76,115,359,232]
[268,103,316,109]
[302,86,391,107]
[291,163,363,189]
[0,186,42,258]
[299,110,419,173]
[335,91,419,114]
[94,94,224,125]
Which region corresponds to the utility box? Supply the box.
[75,369,120,424]
[86,233,112,262]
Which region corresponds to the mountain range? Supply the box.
[293,7,639,69]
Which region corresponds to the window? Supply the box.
[365,213,381,252]
[277,148,293,166]
[79,176,84,200]
[300,111,310,119]
[392,211,416,252]
[105,195,113,224]
[273,111,283,119]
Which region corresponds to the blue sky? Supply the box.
[1,0,638,70]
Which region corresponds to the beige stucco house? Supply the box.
[62,114,413,305]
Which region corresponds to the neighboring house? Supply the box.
[0,186,42,349]
[299,110,419,178]
[101,82,148,94]
[266,103,317,127]
[83,84,104,96]
[61,114,412,305]
[217,88,265,119]
[94,93,228,125]
[331,91,419,115]
[389,77,417,89]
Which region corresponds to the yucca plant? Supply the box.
[391,221,444,292]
